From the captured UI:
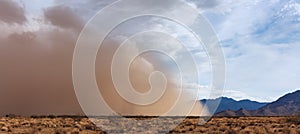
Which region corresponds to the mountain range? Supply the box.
[213,90,300,116]
[200,97,268,113]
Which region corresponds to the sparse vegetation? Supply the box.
[0,116,299,133]
[286,114,300,125]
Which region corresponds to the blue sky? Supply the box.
[198,0,300,101]
[3,0,300,102]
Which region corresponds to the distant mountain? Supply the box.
[216,108,252,116]
[216,90,300,116]
[200,97,268,113]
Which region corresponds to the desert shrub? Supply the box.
[282,126,290,134]
[253,127,267,134]
[30,115,39,118]
[48,115,56,119]
[225,129,237,134]
[286,114,300,125]
[54,128,67,134]
[239,129,251,134]
[5,114,17,118]
[219,125,228,132]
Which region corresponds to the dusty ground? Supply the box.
[0,116,299,133]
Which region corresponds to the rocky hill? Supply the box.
[200,97,268,113]
[215,90,300,116]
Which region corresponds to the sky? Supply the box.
[0,0,299,115]
[199,0,300,101]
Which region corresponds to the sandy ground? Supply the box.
[0,116,299,133]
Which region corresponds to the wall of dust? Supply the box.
[0,0,209,116]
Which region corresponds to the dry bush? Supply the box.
[219,125,229,132]
[225,129,237,134]
[286,114,300,125]
[253,127,267,134]
[239,129,251,134]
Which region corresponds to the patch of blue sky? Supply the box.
[252,20,300,45]
[202,12,226,28]
[246,5,300,45]
[219,39,236,48]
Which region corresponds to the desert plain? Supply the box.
[0,115,299,133]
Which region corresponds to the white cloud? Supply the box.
[221,90,275,102]
[196,0,300,102]
[279,0,300,19]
